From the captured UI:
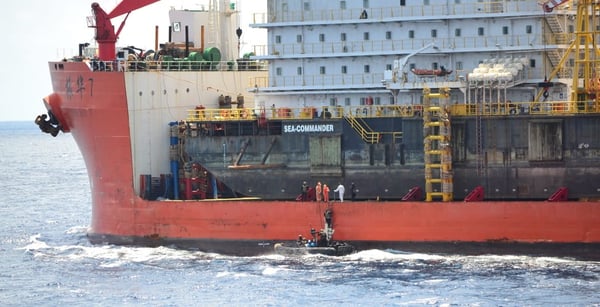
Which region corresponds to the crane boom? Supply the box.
[542,0,570,12]
[91,0,160,60]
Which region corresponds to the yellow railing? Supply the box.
[186,100,600,122]
[344,114,380,144]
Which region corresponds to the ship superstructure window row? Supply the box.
[266,1,540,24]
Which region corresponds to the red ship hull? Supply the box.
[44,61,600,258]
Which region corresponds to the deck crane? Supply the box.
[536,0,600,111]
[391,42,437,83]
[541,0,570,12]
[90,0,160,60]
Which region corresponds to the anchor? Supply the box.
[34,111,61,137]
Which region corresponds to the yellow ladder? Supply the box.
[423,87,453,202]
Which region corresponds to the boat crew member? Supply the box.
[351,183,357,201]
[323,184,330,202]
[301,181,309,201]
[334,183,345,202]
[315,182,322,202]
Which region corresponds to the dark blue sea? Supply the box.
[1,121,599,306]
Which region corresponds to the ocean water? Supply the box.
[1,121,599,306]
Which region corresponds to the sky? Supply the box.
[0,0,266,122]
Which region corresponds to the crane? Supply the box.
[541,0,570,12]
[536,0,600,110]
[392,42,437,83]
[91,0,160,60]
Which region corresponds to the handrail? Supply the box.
[344,114,380,144]
[186,100,600,123]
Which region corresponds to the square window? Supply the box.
[297,67,302,75]
[341,66,347,74]
[297,35,302,43]
[276,67,282,76]
[502,26,509,35]
[526,25,532,34]
[431,29,437,38]
[408,30,414,38]
[478,27,484,36]
[364,32,370,40]
[455,28,461,37]
[364,65,370,73]
[341,33,347,41]
[320,66,326,74]
[386,31,392,40]
[303,2,310,11]
[319,34,325,42]
[275,35,281,44]
[340,1,346,10]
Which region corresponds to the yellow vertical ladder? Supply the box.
[423,87,453,202]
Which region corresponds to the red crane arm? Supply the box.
[91,0,160,61]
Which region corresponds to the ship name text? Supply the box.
[283,124,335,133]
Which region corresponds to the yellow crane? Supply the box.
[536,0,600,112]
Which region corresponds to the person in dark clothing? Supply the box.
[301,181,309,201]
[351,182,357,201]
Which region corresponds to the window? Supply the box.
[345,97,351,106]
[275,35,281,44]
[297,35,302,43]
[455,0,460,3]
[478,27,484,36]
[526,25,532,34]
[386,64,392,70]
[386,31,392,40]
[530,59,536,68]
[424,0,430,5]
[303,2,310,11]
[502,26,509,35]
[389,96,395,104]
[320,66,326,74]
[319,34,325,42]
[409,63,416,70]
[363,32,370,40]
[374,97,381,105]
[364,65,370,73]
[340,33,347,41]
[276,67,282,76]
[341,65,347,74]
[297,67,302,75]
[408,30,414,38]
[400,0,406,5]
[456,61,463,70]
[432,62,439,70]
[455,28,461,37]
[340,1,346,9]
[431,29,437,38]
[363,0,369,8]
[329,98,337,106]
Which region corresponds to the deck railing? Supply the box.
[186,100,600,123]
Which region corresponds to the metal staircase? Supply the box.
[344,113,380,144]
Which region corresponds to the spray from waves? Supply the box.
[16,230,600,284]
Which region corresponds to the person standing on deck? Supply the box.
[301,181,309,201]
[315,182,322,202]
[351,182,357,201]
[322,184,330,202]
[334,183,345,202]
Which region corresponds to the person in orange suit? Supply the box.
[322,184,330,202]
[315,182,322,202]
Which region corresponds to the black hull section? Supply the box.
[183,115,600,201]
[88,233,600,260]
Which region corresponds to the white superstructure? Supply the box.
[251,0,575,110]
